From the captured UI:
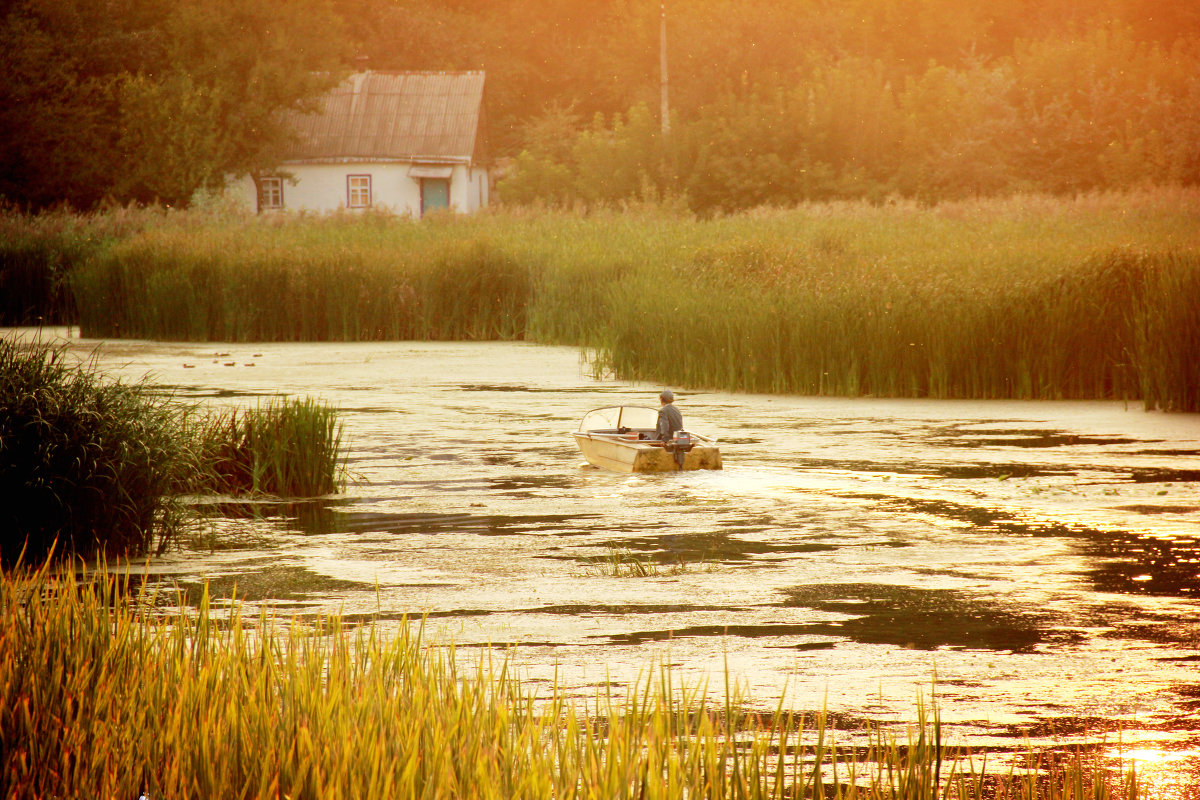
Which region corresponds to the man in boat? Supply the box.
[656,389,683,441]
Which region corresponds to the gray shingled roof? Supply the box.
[282,71,487,165]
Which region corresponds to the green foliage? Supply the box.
[43,190,1200,411]
[498,26,1200,210]
[149,0,349,191]
[4,0,1199,210]
[0,561,1138,798]
[196,398,345,497]
[0,0,140,209]
[0,338,196,563]
[0,331,348,562]
[0,0,346,209]
[114,72,232,204]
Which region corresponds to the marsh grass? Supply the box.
[69,218,534,341]
[584,546,714,577]
[585,547,660,577]
[598,244,1195,404]
[0,339,197,563]
[195,397,345,497]
[0,561,1137,799]
[0,204,179,326]
[1130,250,1200,412]
[0,338,347,562]
[13,189,1200,409]
[0,213,89,325]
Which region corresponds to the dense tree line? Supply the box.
[3,0,1199,210]
[501,24,1200,209]
[1,0,347,209]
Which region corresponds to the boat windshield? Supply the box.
[577,406,658,432]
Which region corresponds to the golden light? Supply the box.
[1106,746,1200,799]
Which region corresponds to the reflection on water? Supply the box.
[11,329,1200,787]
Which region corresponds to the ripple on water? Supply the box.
[40,334,1200,783]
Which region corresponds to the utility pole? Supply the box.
[660,2,670,138]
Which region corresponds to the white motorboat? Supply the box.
[572,406,722,473]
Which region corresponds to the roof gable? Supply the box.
[283,71,487,165]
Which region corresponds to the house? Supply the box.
[230,71,490,216]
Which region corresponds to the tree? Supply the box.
[0,0,347,209]
[0,0,168,208]
[119,0,349,205]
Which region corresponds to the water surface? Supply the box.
[21,330,1200,792]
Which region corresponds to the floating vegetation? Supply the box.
[0,561,1140,799]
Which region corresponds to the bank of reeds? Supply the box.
[0,561,1136,799]
[69,218,533,342]
[9,190,1199,410]
[1130,250,1200,412]
[0,204,170,326]
[0,214,88,326]
[0,338,196,563]
[0,338,346,562]
[599,243,1198,406]
[195,397,345,496]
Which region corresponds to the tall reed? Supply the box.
[0,215,90,325]
[195,397,345,496]
[595,243,1189,404]
[0,561,1137,799]
[0,339,196,563]
[33,189,1200,410]
[70,219,533,342]
[1130,250,1200,411]
[0,204,174,325]
[0,337,347,562]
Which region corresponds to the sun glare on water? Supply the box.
[1107,746,1200,798]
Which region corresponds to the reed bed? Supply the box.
[598,244,1195,405]
[11,189,1200,409]
[0,339,196,563]
[0,337,347,561]
[195,397,345,497]
[0,561,1136,800]
[0,204,175,325]
[69,218,534,342]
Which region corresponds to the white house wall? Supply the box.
[226,163,489,215]
[461,166,489,211]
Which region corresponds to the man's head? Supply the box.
[659,389,674,404]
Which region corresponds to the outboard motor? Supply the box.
[664,430,694,469]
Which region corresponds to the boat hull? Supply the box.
[572,432,722,473]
